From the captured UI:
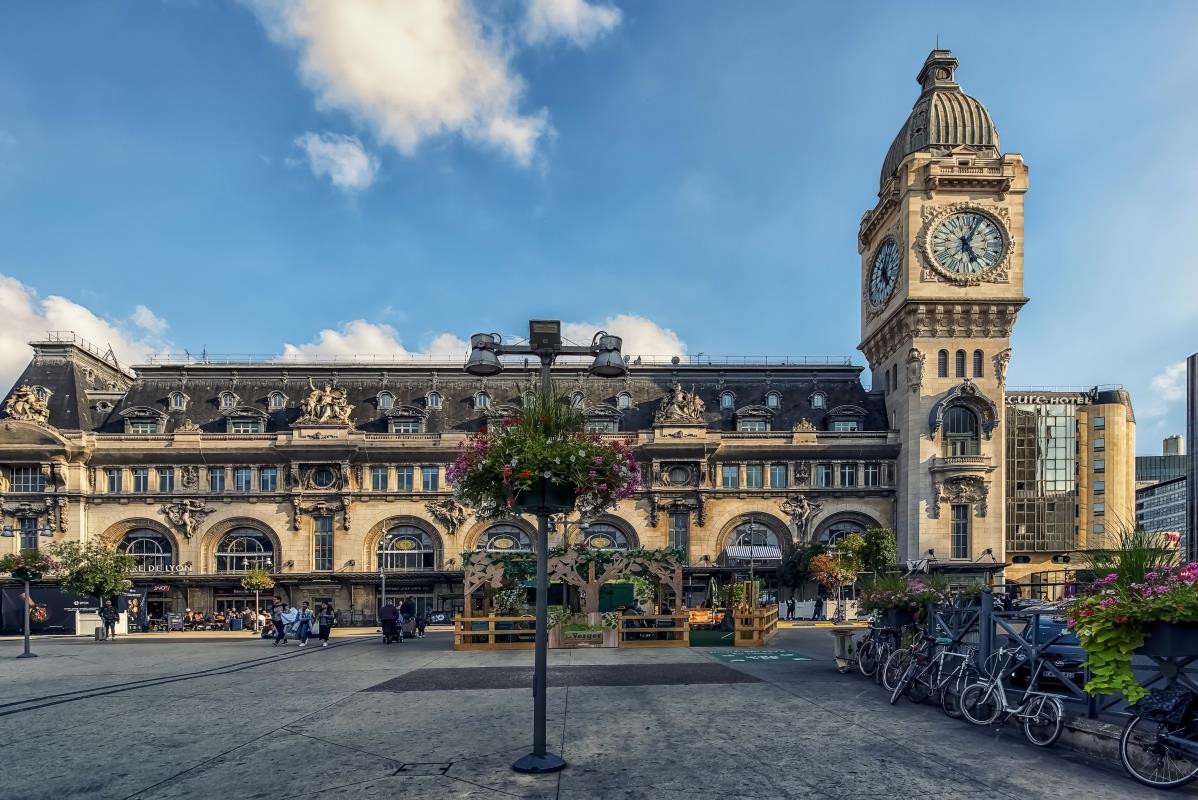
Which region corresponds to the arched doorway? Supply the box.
[214,527,276,573]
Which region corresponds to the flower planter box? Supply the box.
[549,626,617,649]
[512,478,576,514]
[1138,622,1198,658]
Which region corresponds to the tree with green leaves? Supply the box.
[857,528,898,576]
[779,542,828,599]
[47,540,136,606]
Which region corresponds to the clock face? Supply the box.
[930,211,1006,275]
[868,238,901,306]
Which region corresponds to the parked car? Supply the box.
[1007,614,1086,690]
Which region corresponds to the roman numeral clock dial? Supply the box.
[868,238,901,307]
[929,211,1006,276]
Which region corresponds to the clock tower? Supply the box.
[858,50,1029,570]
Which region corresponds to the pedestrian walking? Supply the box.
[399,596,417,640]
[317,602,335,647]
[295,602,314,646]
[99,599,119,641]
[415,613,427,638]
[786,597,796,620]
[813,594,825,621]
[271,596,288,645]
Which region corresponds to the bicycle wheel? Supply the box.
[959,682,1001,726]
[1120,716,1198,789]
[1022,695,1064,747]
[906,663,932,704]
[858,639,878,677]
[882,649,910,694]
[940,672,970,719]
[873,642,891,686]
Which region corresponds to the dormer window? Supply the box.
[811,392,827,409]
[765,391,781,410]
[390,418,422,434]
[268,391,286,411]
[825,404,867,433]
[120,406,167,435]
[221,404,267,434]
[738,419,769,432]
[719,391,735,411]
[426,391,442,410]
[616,392,631,410]
[219,392,237,410]
[168,391,187,411]
[571,392,585,409]
[377,391,394,411]
[33,386,50,402]
[386,404,429,434]
[474,391,490,410]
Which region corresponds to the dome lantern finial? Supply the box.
[917,49,960,93]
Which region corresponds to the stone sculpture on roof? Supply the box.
[298,379,354,426]
[655,383,704,424]
[4,385,50,425]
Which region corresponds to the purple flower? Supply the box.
[593,456,604,465]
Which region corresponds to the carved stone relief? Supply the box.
[906,348,925,393]
[160,499,216,539]
[780,494,822,541]
[928,476,988,519]
[3,385,51,425]
[425,498,467,534]
[655,383,705,424]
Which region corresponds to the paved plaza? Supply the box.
[0,627,1173,800]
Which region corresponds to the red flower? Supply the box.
[1114,615,1129,625]
[518,469,531,479]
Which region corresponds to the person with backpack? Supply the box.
[379,599,400,644]
[295,601,315,647]
[317,602,336,647]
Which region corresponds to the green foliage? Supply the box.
[1081,526,1179,594]
[0,549,58,579]
[725,582,747,608]
[858,528,898,575]
[493,588,528,615]
[778,542,827,590]
[47,540,135,601]
[239,568,275,591]
[857,574,950,612]
[447,387,641,519]
[834,533,866,576]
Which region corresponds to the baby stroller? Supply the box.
[400,616,418,640]
[381,618,401,644]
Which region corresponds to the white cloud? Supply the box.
[0,274,170,393]
[245,0,553,166]
[282,320,468,360]
[562,314,687,357]
[294,132,379,191]
[523,0,622,47]
[1151,361,1188,404]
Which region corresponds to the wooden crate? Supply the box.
[732,605,779,647]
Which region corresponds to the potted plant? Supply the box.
[1067,528,1193,703]
[448,390,641,518]
[0,549,57,583]
[857,575,949,628]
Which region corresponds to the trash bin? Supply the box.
[830,627,856,673]
[229,617,243,631]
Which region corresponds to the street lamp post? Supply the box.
[17,523,53,659]
[465,320,626,775]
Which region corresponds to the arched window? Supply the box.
[937,350,948,378]
[972,350,984,378]
[942,406,980,456]
[570,392,585,409]
[765,391,781,410]
[119,529,174,572]
[377,391,394,411]
[426,391,442,410]
[811,392,826,409]
[892,364,898,391]
[954,350,966,378]
[474,392,489,410]
[732,520,780,549]
[818,519,867,546]
[168,392,186,411]
[476,525,532,553]
[378,526,437,571]
[219,392,236,410]
[215,528,275,573]
[719,391,735,410]
[268,391,286,411]
[580,523,632,551]
[616,391,631,410]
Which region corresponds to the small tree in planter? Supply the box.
[240,568,274,624]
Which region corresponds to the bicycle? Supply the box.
[1118,686,1198,789]
[888,634,977,718]
[881,626,930,696]
[856,619,899,679]
[958,646,1064,747]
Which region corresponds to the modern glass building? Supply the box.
[1136,476,1186,541]
[1136,454,1186,486]
[1005,403,1078,554]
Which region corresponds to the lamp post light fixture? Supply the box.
[464,319,627,775]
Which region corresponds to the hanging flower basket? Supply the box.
[0,550,57,583]
[448,389,640,520]
[12,567,41,582]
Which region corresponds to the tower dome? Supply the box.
[879,50,999,191]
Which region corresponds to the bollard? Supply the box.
[978,589,993,674]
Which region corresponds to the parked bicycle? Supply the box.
[856,619,899,680]
[958,646,1064,747]
[1118,685,1198,789]
[885,631,978,718]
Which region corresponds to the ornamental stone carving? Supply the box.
[993,348,1011,388]
[176,418,201,433]
[793,418,817,433]
[4,385,50,425]
[655,383,705,424]
[160,499,216,539]
[928,476,988,519]
[906,348,925,393]
[425,498,467,534]
[795,462,811,485]
[297,380,355,426]
[780,494,822,541]
[179,465,198,490]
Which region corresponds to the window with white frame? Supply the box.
[390,418,421,434]
[209,467,225,493]
[158,468,174,493]
[815,463,833,488]
[765,391,781,410]
[616,392,631,410]
[11,467,45,493]
[230,419,262,434]
[422,466,439,491]
[721,464,739,489]
[769,463,787,488]
[268,392,286,411]
[129,420,160,434]
[719,392,735,410]
[169,392,187,411]
[863,462,881,487]
[811,392,826,409]
[372,466,389,492]
[396,466,414,492]
[426,391,442,410]
[106,468,121,494]
[234,467,252,493]
[377,391,394,410]
[838,463,857,487]
[584,419,617,433]
[737,418,769,432]
[259,467,278,492]
[829,420,859,432]
[745,464,763,489]
[219,392,236,409]
[132,468,149,493]
[474,392,490,410]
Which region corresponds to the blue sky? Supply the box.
[0,1,1195,452]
